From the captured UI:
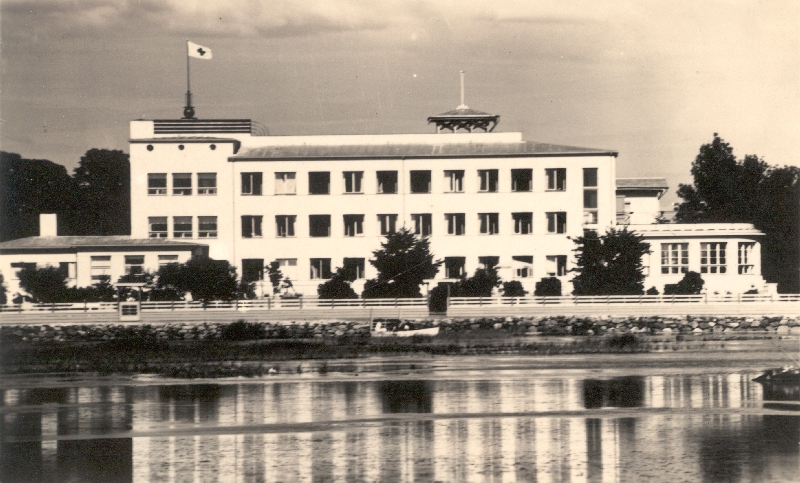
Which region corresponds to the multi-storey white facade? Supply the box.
[129,119,617,295]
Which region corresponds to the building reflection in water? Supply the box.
[2,372,798,482]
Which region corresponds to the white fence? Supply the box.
[1,293,798,314]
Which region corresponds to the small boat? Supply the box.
[371,319,440,338]
[753,366,800,384]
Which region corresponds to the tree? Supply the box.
[664,271,704,295]
[70,149,131,236]
[362,228,442,298]
[502,281,527,297]
[317,267,358,299]
[1,152,75,240]
[451,267,501,297]
[534,277,562,296]
[155,257,241,302]
[571,228,651,295]
[0,272,6,305]
[676,134,800,292]
[266,261,284,294]
[17,266,70,303]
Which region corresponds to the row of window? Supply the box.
[660,242,755,275]
[241,255,569,282]
[147,169,599,196]
[11,255,181,282]
[147,213,570,238]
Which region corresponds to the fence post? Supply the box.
[299,297,303,309]
[395,298,398,308]
[267,297,271,310]
[51,303,56,313]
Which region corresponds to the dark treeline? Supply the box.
[0,149,130,240]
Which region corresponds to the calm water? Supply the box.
[1,356,799,482]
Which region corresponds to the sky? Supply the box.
[2,1,798,206]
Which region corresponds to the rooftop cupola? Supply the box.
[427,71,499,133]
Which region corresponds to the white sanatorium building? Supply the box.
[122,106,770,297]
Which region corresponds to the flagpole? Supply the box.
[184,40,195,119]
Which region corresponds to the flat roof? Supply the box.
[231,141,618,161]
[0,236,205,253]
[616,178,669,190]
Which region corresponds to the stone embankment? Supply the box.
[2,315,799,343]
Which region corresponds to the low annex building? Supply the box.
[0,214,206,298]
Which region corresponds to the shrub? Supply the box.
[502,281,527,297]
[17,266,70,303]
[317,267,358,299]
[646,286,659,295]
[221,320,265,341]
[534,277,562,296]
[664,271,705,295]
[452,268,501,297]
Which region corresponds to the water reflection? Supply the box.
[1,368,798,482]
[583,377,645,408]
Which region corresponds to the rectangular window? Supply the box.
[661,243,689,274]
[197,173,217,195]
[241,215,263,238]
[198,216,217,238]
[738,242,755,274]
[275,215,296,237]
[376,171,398,194]
[444,170,464,192]
[478,169,498,192]
[546,168,567,191]
[173,216,192,238]
[310,258,332,279]
[343,258,366,280]
[147,173,167,195]
[343,171,363,193]
[343,215,364,237]
[445,213,466,235]
[158,254,179,267]
[124,255,145,275]
[242,259,264,283]
[478,213,499,235]
[444,257,466,279]
[90,255,111,282]
[275,172,296,195]
[412,214,432,236]
[378,214,397,235]
[148,216,168,238]
[583,189,599,224]
[11,262,36,279]
[512,212,533,234]
[546,212,567,233]
[59,262,76,280]
[512,255,533,278]
[583,168,598,187]
[172,173,192,195]
[241,172,263,195]
[701,242,727,274]
[308,172,330,195]
[511,169,532,192]
[478,256,500,270]
[309,215,331,237]
[410,170,431,193]
[546,255,568,277]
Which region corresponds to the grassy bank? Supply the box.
[2,316,796,378]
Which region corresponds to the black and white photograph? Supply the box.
[1,1,799,481]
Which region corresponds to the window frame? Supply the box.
[275,215,296,238]
[308,172,330,195]
[661,243,689,274]
[445,213,466,236]
[545,255,568,277]
[309,215,331,237]
[478,169,499,193]
[197,173,217,195]
[173,216,193,238]
[512,255,534,278]
[343,171,364,194]
[377,214,397,235]
[241,172,263,196]
[310,258,332,280]
[198,216,218,238]
[412,214,432,237]
[511,169,533,192]
[274,172,297,195]
[148,216,168,238]
[512,212,533,235]
[172,173,192,196]
[410,170,432,194]
[343,214,364,237]
[376,171,398,194]
[546,168,567,191]
[343,258,366,280]
[444,170,464,193]
[124,255,145,275]
[478,213,499,235]
[701,242,727,274]
[546,212,567,234]
[738,242,755,275]
[444,257,466,279]
[147,173,167,195]
[241,215,263,238]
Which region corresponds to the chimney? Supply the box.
[39,213,57,237]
